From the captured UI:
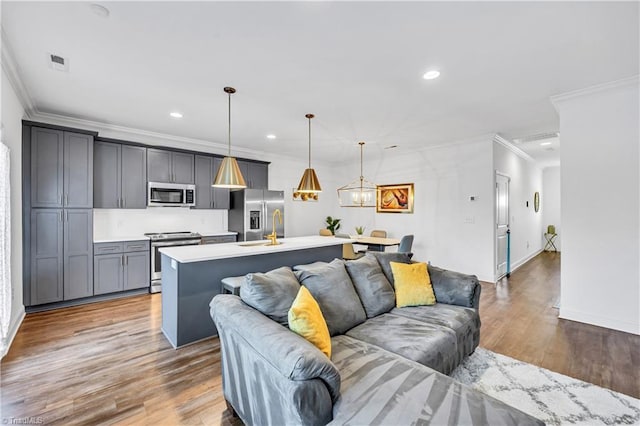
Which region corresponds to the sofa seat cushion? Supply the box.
[345,314,459,375]
[329,335,543,426]
[390,304,481,365]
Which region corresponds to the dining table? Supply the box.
[350,235,401,252]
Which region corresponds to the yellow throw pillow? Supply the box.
[288,286,332,358]
[390,262,437,308]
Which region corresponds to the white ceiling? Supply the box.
[3,2,638,163]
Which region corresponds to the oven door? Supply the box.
[150,239,202,293]
[148,183,186,206]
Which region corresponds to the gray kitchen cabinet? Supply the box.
[63,209,94,300]
[194,155,229,209]
[201,235,236,244]
[31,128,64,208]
[147,148,194,184]
[64,133,93,208]
[94,240,149,295]
[94,254,124,295]
[30,209,64,305]
[237,160,268,190]
[94,142,147,209]
[31,127,93,208]
[124,251,150,290]
[30,208,93,304]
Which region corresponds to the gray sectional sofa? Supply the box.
[210,253,543,426]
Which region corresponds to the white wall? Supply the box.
[336,136,496,282]
[553,77,639,335]
[542,166,561,251]
[1,64,26,355]
[493,139,544,274]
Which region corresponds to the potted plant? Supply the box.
[325,216,341,235]
[355,226,365,236]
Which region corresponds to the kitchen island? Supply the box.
[159,236,344,348]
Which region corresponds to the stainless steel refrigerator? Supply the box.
[228,189,285,242]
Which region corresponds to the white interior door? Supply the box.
[496,173,510,280]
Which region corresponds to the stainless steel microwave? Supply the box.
[147,182,196,207]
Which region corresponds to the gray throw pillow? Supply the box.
[296,258,367,336]
[240,266,300,326]
[369,252,413,287]
[345,255,395,318]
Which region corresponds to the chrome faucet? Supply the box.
[265,208,282,245]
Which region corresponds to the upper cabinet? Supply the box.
[147,148,194,184]
[194,155,229,209]
[238,160,268,190]
[94,142,147,209]
[31,127,93,208]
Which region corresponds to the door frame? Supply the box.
[494,171,511,282]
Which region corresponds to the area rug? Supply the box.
[450,348,640,425]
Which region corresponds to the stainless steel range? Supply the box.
[145,231,202,293]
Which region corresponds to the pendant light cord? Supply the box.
[227,92,232,156]
[308,116,312,168]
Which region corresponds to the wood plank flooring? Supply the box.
[2,252,638,425]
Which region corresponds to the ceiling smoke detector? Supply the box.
[47,53,69,72]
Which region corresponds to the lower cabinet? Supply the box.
[29,208,93,305]
[94,240,150,295]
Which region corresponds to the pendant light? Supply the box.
[296,113,322,195]
[213,87,247,189]
[337,141,376,207]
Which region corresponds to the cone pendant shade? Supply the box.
[213,86,247,189]
[297,168,322,193]
[213,156,246,189]
[296,113,322,195]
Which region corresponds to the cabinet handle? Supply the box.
[64,194,68,206]
[122,198,125,208]
[60,194,63,205]
[64,210,68,222]
[121,255,124,266]
[59,211,63,222]
[124,255,128,266]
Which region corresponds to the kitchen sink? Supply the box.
[237,241,283,247]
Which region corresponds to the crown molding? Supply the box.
[550,75,640,112]
[29,110,331,167]
[1,27,36,117]
[493,134,536,164]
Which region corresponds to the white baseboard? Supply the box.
[559,307,640,335]
[1,306,25,359]
[492,249,543,283]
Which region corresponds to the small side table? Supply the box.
[544,233,558,252]
[221,276,245,296]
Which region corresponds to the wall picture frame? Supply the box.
[376,183,414,213]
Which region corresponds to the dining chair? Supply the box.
[370,230,387,238]
[319,229,332,236]
[398,235,414,258]
[336,233,364,260]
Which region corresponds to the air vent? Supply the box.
[513,132,559,144]
[47,53,69,72]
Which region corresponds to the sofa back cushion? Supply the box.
[240,266,300,326]
[345,255,395,318]
[369,252,413,287]
[295,259,367,336]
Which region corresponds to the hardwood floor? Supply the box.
[479,251,639,399]
[2,252,638,424]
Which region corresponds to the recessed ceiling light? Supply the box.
[266,134,276,140]
[90,3,110,18]
[169,112,183,119]
[423,70,441,80]
[540,141,552,146]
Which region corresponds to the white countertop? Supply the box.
[94,236,150,243]
[159,235,345,263]
[200,231,238,237]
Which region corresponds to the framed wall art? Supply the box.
[376,183,414,213]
